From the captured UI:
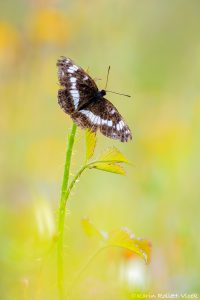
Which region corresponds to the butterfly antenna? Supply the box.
[105,66,111,90]
[106,90,131,98]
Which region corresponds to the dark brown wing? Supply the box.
[57,57,98,113]
[71,98,132,142]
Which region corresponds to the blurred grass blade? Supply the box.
[85,130,97,162]
[92,162,125,175]
[107,227,151,264]
[99,147,129,163]
[81,217,106,240]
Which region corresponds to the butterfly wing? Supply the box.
[57,56,98,113]
[71,98,132,142]
[57,57,132,142]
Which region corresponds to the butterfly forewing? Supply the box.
[57,57,98,112]
[57,56,132,142]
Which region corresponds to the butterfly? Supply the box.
[57,56,132,142]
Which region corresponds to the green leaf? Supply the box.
[81,217,106,240]
[87,147,129,175]
[107,227,151,264]
[99,147,129,164]
[85,130,97,162]
[81,218,152,264]
[92,162,125,175]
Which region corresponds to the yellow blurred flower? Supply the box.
[0,21,21,63]
[30,9,70,45]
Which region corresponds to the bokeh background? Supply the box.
[1,0,200,299]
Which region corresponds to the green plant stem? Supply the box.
[56,128,127,299]
[62,159,123,204]
[62,159,125,204]
[57,123,77,300]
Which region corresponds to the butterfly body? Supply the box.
[57,56,132,142]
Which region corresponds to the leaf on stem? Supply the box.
[82,218,151,264]
[107,227,151,264]
[85,130,97,162]
[88,147,129,175]
[92,162,125,175]
[99,147,129,163]
[81,217,107,240]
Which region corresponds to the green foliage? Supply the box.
[99,147,129,163]
[56,129,143,298]
[108,228,151,264]
[85,130,97,162]
[85,134,129,175]
[81,217,151,264]
[91,162,125,175]
[81,216,105,240]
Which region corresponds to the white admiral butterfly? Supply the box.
[57,57,132,142]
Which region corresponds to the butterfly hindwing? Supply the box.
[71,98,132,142]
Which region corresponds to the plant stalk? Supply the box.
[57,123,77,300]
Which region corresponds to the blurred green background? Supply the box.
[1,0,200,299]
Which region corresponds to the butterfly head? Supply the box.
[97,89,106,98]
[101,89,106,96]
